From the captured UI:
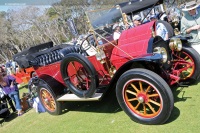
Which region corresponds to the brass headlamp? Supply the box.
[169,38,182,51]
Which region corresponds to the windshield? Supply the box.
[86,6,123,38]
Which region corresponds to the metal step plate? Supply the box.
[57,93,103,102]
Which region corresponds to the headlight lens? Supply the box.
[169,38,182,51]
[153,47,168,63]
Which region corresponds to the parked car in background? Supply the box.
[14,67,35,84]
[13,0,200,125]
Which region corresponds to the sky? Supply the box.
[0,0,60,12]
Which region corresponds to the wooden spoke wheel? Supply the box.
[124,79,162,118]
[116,69,174,125]
[37,83,62,115]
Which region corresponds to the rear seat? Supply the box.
[59,45,83,57]
[30,45,85,66]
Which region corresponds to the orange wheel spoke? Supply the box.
[51,101,55,108]
[126,90,137,96]
[143,104,147,115]
[145,85,151,93]
[42,92,46,97]
[130,83,139,93]
[139,81,144,92]
[135,102,140,110]
[128,98,138,102]
[146,103,156,113]
[149,99,161,107]
[148,94,159,97]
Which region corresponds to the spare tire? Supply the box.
[60,53,99,98]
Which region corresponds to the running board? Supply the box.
[57,93,103,101]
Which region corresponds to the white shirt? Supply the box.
[113,31,121,40]
[0,87,6,98]
[156,23,168,40]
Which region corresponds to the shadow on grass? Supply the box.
[165,106,180,124]
[18,84,28,90]
[0,106,33,126]
[61,89,122,114]
[165,81,199,124]
[172,86,192,103]
[60,87,184,123]
[58,80,200,124]
[0,112,18,126]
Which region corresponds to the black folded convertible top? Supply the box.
[13,42,54,68]
[13,41,53,60]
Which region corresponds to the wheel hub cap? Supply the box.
[44,98,49,104]
[138,96,144,103]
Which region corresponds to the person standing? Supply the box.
[5,61,11,75]
[0,66,23,116]
[113,24,121,40]
[181,1,200,54]
[150,15,169,41]
[132,15,142,27]
[11,61,16,74]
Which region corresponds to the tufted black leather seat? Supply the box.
[59,45,83,58]
[30,45,85,66]
[33,50,61,66]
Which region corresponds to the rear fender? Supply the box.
[34,75,66,98]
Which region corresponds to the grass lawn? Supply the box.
[1,82,200,133]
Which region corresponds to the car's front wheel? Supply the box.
[116,68,174,125]
[37,83,62,115]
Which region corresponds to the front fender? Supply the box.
[132,53,163,62]
[173,34,192,41]
[113,53,162,77]
[107,54,163,90]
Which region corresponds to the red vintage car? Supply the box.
[13,0,200,125]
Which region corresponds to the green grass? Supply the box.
[1,82,200,133]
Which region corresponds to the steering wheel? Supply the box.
[80,34,95,53]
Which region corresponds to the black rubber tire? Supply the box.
[174,46,200,84]
[116,68,174,125]
[60,53,98,98]
[37,83,62,115]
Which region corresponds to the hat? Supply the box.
[132,15,141,21]
[182,1,199,11]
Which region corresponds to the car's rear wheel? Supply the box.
[60,53,98,98]
[37,83,62,115]
[116,68,174,125]
[173,46,200,84]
